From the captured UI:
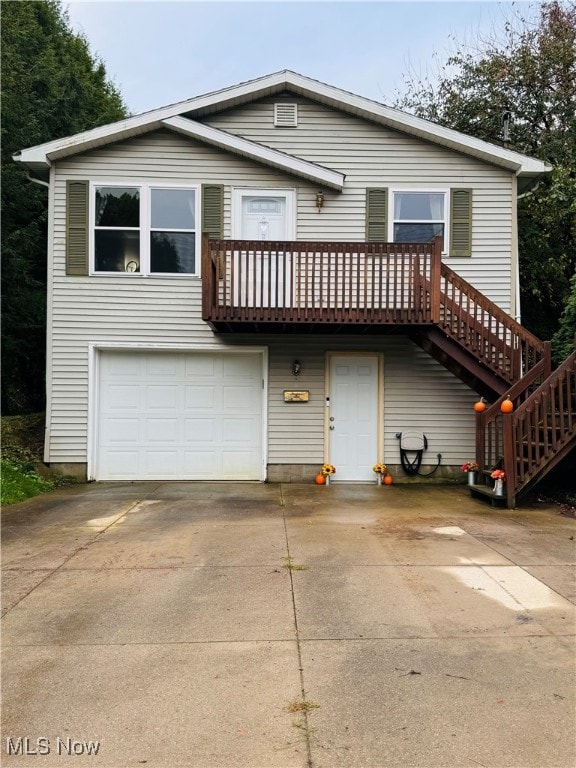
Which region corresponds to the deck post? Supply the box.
[201,232,213,320]
[502,411,516,508]
[430,236,442,324]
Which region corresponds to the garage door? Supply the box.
[97,350,264,480]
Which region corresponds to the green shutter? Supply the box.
[450,189,472,257]
[365,188,388,242]
[201,184,224,238]
[66,180,89,275]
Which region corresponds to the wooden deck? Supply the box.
[201,235,442,328]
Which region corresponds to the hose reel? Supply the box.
[395,432,442,477]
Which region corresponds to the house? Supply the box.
[14,70,575,505]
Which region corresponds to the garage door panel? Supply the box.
[185,386,216,410]
[100,451,140,478]
[146,385,179,410]
[183,450,219,476]
[103,418,140,443]
[146,354,180,377]
[97,351,263,480]
[184,419,215,442]
[144,451,180,476]
[106,385,139,410]
[145,419,179,443]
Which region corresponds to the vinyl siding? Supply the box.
[206,96,514,309]
[266,336,475,466]
[48,107,510,466]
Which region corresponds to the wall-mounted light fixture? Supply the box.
[315,191,325,212]
[291,360,301,378]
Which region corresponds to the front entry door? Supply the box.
[328,354,380,481]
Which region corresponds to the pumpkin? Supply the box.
[383,474,393,485]
[500,397,514,414]
[473,399,486,413]
[315,473,326,485]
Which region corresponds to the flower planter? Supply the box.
[494,479,504,497]
[467,471,477,486]
[377,474,382,486]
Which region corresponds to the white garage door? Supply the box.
[97,350,264,480]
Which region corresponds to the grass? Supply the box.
[282,556,308,571]
[1,413,77,505]
[1,459,55,505]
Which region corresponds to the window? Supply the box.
[392,191,447,250]
[92,184,199,275]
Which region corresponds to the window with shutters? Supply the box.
[91,183,199,275]
[391,190,448,252]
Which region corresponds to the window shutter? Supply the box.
[66,180,89,275]
[202,184,224,238]
[450,189,472,257]
[365,188,388,241]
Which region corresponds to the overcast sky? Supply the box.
[65,1,537,115]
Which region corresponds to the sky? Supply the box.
[64,1,538,115]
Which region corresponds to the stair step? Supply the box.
[469,484,507,507]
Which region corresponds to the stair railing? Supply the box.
[439,263,547,385]
[476,346,575,506]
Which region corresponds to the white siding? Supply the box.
[48,103,513,468]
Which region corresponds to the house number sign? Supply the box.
[283,390,310,402]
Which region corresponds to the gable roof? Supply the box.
[14,69,550,186]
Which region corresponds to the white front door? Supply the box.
[232,189,295,307]
[328,354,380,481]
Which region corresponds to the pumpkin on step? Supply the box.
[314,474,326,485]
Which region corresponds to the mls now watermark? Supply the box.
[6,737,100,756]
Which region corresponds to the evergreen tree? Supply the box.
[1,0,127,413]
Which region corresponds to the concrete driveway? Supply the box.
[1,482,575,768]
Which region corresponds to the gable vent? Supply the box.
[274,103,298,127]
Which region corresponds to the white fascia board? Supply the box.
[162,116,344,190]
[13,68,550,177]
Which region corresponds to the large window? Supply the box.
[392,191,447,250]
[93,184,198,275]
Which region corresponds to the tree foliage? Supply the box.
[1,0,127,414]
[395,1,576,350]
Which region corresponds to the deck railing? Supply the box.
[202,234,441,325]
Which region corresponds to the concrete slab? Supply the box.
[299,636,575,768]
[2,567,295,645]
[292,564,575,640]
[2,482,574,768]
[116,498,285,527]
[286,520,512,566]
[1,570,52,616]
[2,642,306,768]
[61,522,289,569]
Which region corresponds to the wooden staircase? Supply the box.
[410,259,575,508]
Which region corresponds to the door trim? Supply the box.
[325,351,385,472]
[87,342,268,482]
[231,187,296,239]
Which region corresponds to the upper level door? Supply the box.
[232,189,296,307]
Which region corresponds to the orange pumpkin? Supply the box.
[500,397,514,414]
[474,399,486,413]
[383,474,393,485]
[315,473,326,485]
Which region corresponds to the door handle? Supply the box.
[330,425,335,430]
